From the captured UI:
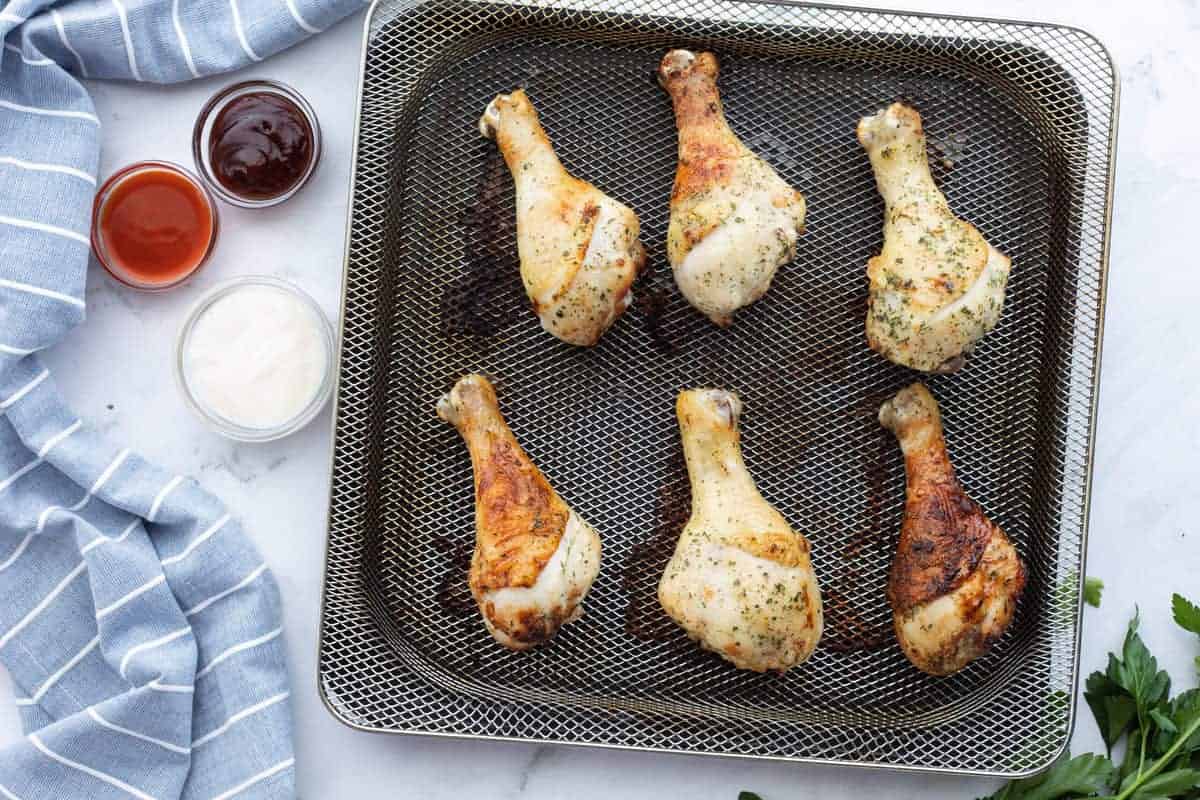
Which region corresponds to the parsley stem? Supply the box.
[1112,714,1200,800]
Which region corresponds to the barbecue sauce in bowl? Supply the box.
[193,80,321,208]
[209,92,313,201]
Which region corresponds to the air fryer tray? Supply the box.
[318,0,1118,776]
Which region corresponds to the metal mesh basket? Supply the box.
[318,0,1117,776]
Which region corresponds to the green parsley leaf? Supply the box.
[1084,577,1104,608]
[1149,707,1177,734]
[1129,767,1200,798]
[1168,689,1200,753]
[979,752,1114,800]
[983,596,1200,800]
[1172,594,1200,635]
[1116,613,1172,719]
[1024,753,1116,800]
[1085,669,1136,754]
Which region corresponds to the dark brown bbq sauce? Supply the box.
[209,92,312,200]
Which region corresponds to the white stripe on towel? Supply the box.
[44,448,132,537]
[147,474,184,522]
[38,419,82,458]
[0,278,86,307]
[229,0,261,61]
[0,531,36,572]
[0,780,21,800]
[192,692,289,748]
[196,626,282,679]
[35,489,90,534]
[37,420,77,457]
[1,368,49,408]
[87,707,190,755]
[163,513,230,566]
[0,561,87,649]
[0,214,89,244]
[89,448,132,494]
[111,0,143,81]
[0,12,25,24]
[3,43,53,66]
[19,636,100,705]
[82,517,140,554]
[51,10,88,78]
[284,0,320,33]
[184,563,267,617]
[148,680,193,694]
[119,626,191,679]
[209,757,294,800]
[96,574,165,619]
[0,343,34,356]
[29,733,159,800]
[171,0,200,78]
[0,156,94,185]
[0,458,41,492]
[0,99,99,124]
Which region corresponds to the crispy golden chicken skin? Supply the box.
[880,383,1026,675]
[438,375,601,649]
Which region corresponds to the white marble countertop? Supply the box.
[2,0,1197,797]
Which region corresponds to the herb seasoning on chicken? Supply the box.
[479,90,645,346]
[659,51,807,326]
[857,103,1011,373]
[880,383,1026,675]
[658,389,823,672]
[438,375,602,649]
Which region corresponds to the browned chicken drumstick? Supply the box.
[438,375,602,650]
[879,383,1026,676]
[658,50,807,326]
[480,90,645,346]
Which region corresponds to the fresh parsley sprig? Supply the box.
[980,592,1200,800]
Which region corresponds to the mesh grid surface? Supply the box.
[318,0,1117,775]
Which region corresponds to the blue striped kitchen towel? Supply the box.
[0,0,363,797]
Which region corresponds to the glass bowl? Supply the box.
[91,160,219,291]
[175,276,336,442]
[192,79,322,209]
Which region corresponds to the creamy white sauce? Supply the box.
[185,285,328,430]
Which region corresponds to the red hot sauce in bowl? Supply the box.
[193,80,321,208]
[92,161,218,291]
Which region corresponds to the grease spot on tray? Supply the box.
[432,534,476,618]
[623,452,689,642]
[440,151,526,338]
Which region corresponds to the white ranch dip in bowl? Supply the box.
[176,276,335,441]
